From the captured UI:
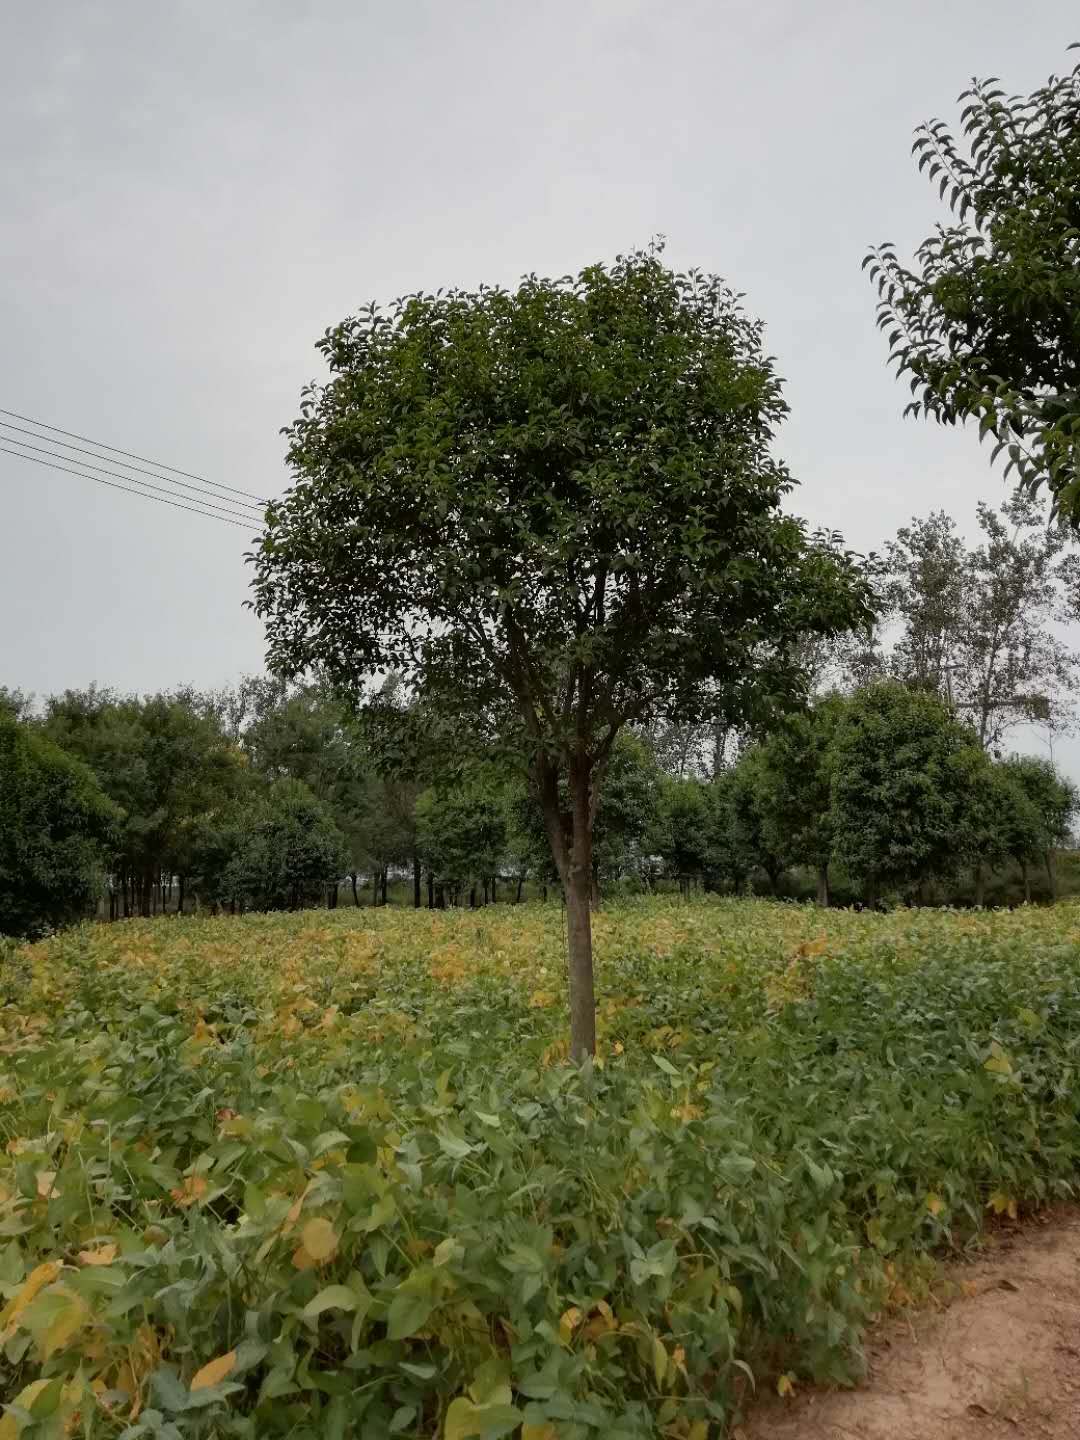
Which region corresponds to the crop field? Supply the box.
[1,899,1079,1438]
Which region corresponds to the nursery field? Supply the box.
[1,899,1079,1438]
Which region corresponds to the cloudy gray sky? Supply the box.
[2,1,1078,762]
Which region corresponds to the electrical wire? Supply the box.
[1,436,261,523]
[0,405,269,504]
[0,445,256,530]
[0,419,265,516]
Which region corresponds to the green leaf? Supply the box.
[386,1291,435,1341]
[304,1285,360,1319]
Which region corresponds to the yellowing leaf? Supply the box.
[522,1426,558,1440]
[78,1243,118,1267]
[777,1371,796,1397]
[444,1397,483,1440]
[300,1217,338,1262]
[652,1335,668,1386]
[39,1284,90,1358]
[559,1305,583,1344]
[170,1175,208,1209]
[0,1260,61,1338]
[984,1054,1013,1076]
[36,1170,57,1198]
[987,1189,1018,1220]
[190,1349,236,1391]
[925,1192,944,1217]
[291,1244,318,1271]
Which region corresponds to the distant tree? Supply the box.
[883,496,1080,748]
[252,246,874,1057]
[416,774,507,907]
[219,778,348,912]
[754,695,847,905]
[998,754,1079,900]
[866,47,1080,518]
[830,682,990,901]
[726,747,789,895]
[652,776,711,893]
[42,690,244,917]
[0,710,119,937]
[883,511,968,695]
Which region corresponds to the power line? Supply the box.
[0,420,265,516]
[1,435,260,523]
[0,445,254,530]
[0,405,270,505]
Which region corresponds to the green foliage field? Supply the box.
[1,899,1079,1438]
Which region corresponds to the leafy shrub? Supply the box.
[0,899,1077,1437]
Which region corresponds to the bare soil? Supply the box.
[740,1208,1080,1440]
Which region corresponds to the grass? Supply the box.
[0,898,1078,1437]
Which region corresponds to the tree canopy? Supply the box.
[251,246,874,1056]
[866,46,1080,518]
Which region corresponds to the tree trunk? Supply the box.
[565,857,597,1060]
[177,875,185,915]
[564,765,598,1059]
[122,873,130,918]
[542,883,548,902]
[491,875,497,904]
[413,854,422,909]
[469,886,477,909]
[427,872,435,909]
[815,863,829,908]
[437,885,445,910]
[973,860,985,909]
[516,875,524,903]
[381,868,388,906]
[1045,849,1057,902]
[372,871,379,907]
[351,872,360,907]
[1021,860,1031,904]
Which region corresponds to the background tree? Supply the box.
[830,681,990,902]
[866,46,1080,518]
[218,778,348,912]
[415,774,507,908]
[0,709,119,937]
[252,246,874,1057]
[42,689,245,917]
[883,496,1080,749]
[998,754,1079,900]
[754,695,846,905]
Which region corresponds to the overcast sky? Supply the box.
[2,1,1078,763]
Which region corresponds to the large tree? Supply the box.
[866,46,1080,518]
[251,247,873,1057]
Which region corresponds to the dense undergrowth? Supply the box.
[0,899,1078,1438]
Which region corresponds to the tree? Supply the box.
[218,778,349,912]
[998,754,1078,900]
[726,747,789,895]
[251,246,874,1057]
[652,776,710,893]
[42,689,244,917]
[866,47,1080,518]
[883,496,1080,748]
[0,710,119,937]
[415,774,507,907]
[830,682,990,901]
[754,695,846,905]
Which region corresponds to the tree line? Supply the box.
[3,487,1078,939]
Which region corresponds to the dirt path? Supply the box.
[741,1208,1080,1440]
